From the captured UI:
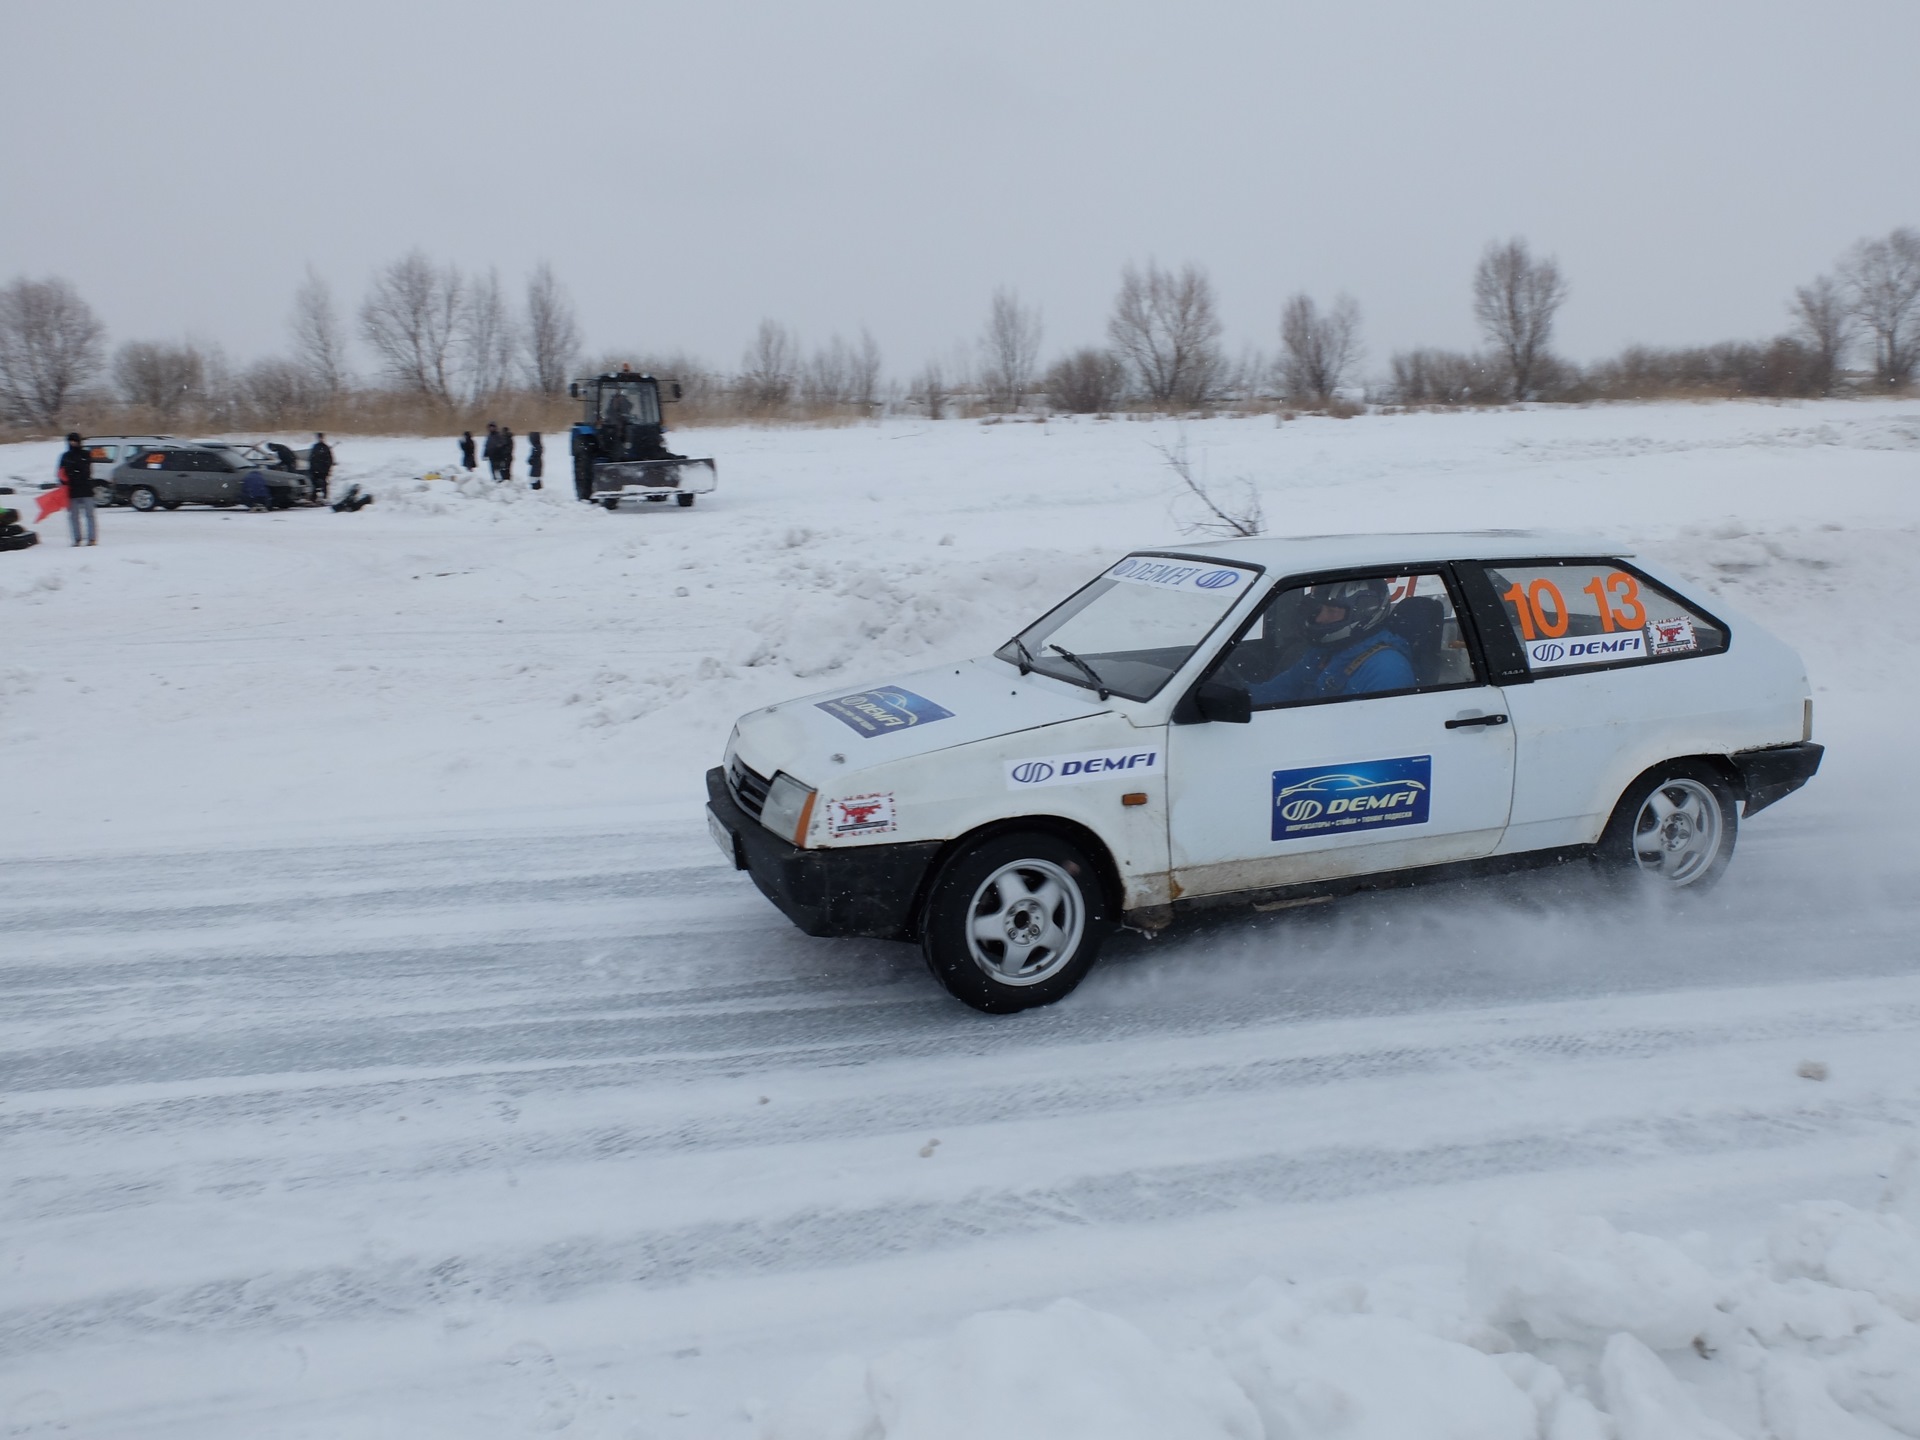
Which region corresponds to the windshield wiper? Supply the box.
[1047,643,1111,700]
[1007,637,1034,675]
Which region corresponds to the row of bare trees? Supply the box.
[4,228,1918,434]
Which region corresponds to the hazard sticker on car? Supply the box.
[826,793,897,837]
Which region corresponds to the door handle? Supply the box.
[1445,713,1509,729]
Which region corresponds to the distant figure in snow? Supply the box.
[499,427,514,482]
[527,432,543,489]
[241,468,273,512]
[459,430,477,472]
[307,433,334,501]
[59,432,96,546]
[483,422,503,480]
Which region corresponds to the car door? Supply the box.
[1455,558,1736,855]
[1166,566,1516,898]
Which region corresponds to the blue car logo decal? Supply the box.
[1272,756,1431,840]
[1195,569,1242,589]
[816,687,955,738]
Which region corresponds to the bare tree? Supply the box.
[113,340,210,424]
[0,276,106,428]
[523,261,580,397]
[1388,348,1508,406]
[801,335,854,408]
[1044,348,1127,414]
[913,361,950,420]
[1472,238,1569,401]
[241,356,320,424]
[290,266,349,398]
[1107,261,1224,408]
[1155,437,1264,537]
[1842,227,1920,390]
[1789,274,1853,397]
[1278,293,1363,404]
[849,329,882,410]
[979,288,1043,412]
[738,320,799,413]
[360,251,464,404]
[460,268,519,404]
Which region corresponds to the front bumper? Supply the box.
[1731,741,1824,816]
[705,767,941,940]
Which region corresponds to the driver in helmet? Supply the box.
[1248,578,1416,704]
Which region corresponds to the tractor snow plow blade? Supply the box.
[592,458,717,495]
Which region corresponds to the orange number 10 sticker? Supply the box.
[1503,571,1644,641]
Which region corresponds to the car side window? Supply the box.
[1215,570,1478,710]
[137,450,169,468]
[1481,560,1728,674]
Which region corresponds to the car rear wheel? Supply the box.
[91,483,116,507]
[1599,762,1737,892]
[920,831,1109,1012]
[676,493,695,507]
[128,486,160,512]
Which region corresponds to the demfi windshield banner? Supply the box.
[1103,557,1253,594]
[815,687,955,738]
[1272,755,1432,841]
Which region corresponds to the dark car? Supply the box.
[109,444,312,511]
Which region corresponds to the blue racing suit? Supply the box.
[1248,628,1416,705]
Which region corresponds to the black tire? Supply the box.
[676,493,695,508]
[91,483,116,507]
[920,831,1110,1013]
[128,486,160,512]
[1596,760,1737,893]
[602,498,619,511]
[161,498,182,510]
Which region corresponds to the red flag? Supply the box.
[35,486,69,523]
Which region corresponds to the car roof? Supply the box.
[1157,530,1632,575]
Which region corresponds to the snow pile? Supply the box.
[766,1198,1920,1440]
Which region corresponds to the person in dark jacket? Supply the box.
[241,468,273,512]
[307,433,334,501]
[483,422,502,480]
[499,426,514,482]
[527,432,543,489]
[459,431,477,472]
[59,433,96,546]
[268,442,298,472]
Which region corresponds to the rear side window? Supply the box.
[1480,560,1727,674]
[136,450,169,468]
[88,444,116,463]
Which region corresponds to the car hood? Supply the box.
[730,657,1116,784]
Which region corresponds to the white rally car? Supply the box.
[707,532,1823,1012]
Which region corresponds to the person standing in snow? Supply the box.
[59,433,97,546]
[527,431,543,489]
[459,430,477,473]
[483,422,502,480]
[499,427,514,482]
[307,433,334,502]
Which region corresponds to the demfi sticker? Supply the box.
[1272,755,1431,841]
[1524,632,1646,670]
[1647,616,1698,654]
[815,687,955,738]
[1005,747,1161,790]
[827,792,897,837]
[1103,557,1251,594]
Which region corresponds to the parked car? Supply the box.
[109,443,312,510]
[707,532,1823,1012]
[82,436,176,505]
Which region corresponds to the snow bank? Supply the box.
[765,1198,1920,1440]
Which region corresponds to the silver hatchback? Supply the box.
[110,443,311,511]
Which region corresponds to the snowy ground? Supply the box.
[3,402,1919,1438]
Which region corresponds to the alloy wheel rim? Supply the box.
[964,858,1084,986]
[1631,778,1723,885]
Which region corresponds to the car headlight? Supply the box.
[760,772,817,847]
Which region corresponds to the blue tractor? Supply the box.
[568,367,717,509]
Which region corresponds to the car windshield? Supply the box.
[995,555,1261,700]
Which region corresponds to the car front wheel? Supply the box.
[1599,762,1737,892]
[128,486,160,512]
[920,831,1109,1012]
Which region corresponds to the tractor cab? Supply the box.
[567,368,716,508]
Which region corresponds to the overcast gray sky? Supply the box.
[5,0,1916,381]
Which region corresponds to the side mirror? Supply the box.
[1195,679,1252,724]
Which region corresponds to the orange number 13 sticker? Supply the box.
[1502,571,1643,640]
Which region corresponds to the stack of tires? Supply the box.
[0,507,38,551]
